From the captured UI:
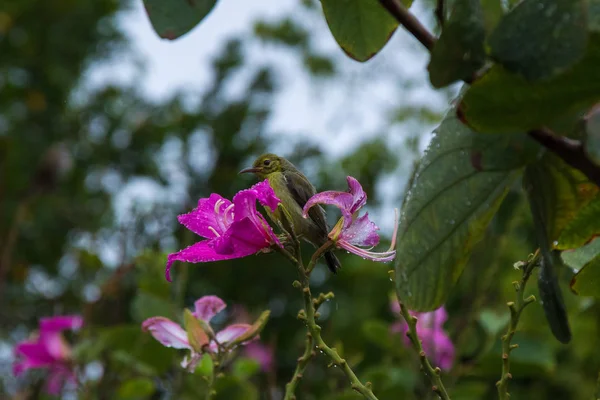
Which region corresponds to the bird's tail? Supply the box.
[325,251,341,274]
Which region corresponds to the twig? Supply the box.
[378,0,436,51]
[435,0,445,28]
[496,251,540,399]
[378,0,600,188]
[284,332,314,400]
[306,240,333,275]
[286,251,378,399]
[527,128,600,187]
[395,299,451,400]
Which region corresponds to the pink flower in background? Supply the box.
[166,180,282,281]
[13,315,83,395]
[303,176,398,262]
[390,300,455,371]
[244,341,274,372]
[142,296,256,371]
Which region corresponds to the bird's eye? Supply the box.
[263,159,271,166]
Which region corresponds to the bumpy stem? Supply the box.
[395,298,451,400]
[281,243,378,400]
[496,252,539,400]
[284,332,314,400]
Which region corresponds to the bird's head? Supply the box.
[239,153,283,179]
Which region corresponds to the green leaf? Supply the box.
[562,238,600,269]
[232,357,260,379]
[481,0,504,36]
[488,0,588,81]
[458,35,600,133]
[584,104,600,165]
[524,164,573,343]
[523,155,598,247]
[184,309,210,352]
[142,0,218,40]
[558,194,600,249]
[321,0,398,62]
[570,253,600,296]
[395,106,539,311]
[428,0,486,88]
[117,377,155,400]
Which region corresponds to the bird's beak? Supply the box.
[239,167,261,174]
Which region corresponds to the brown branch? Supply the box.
[378,0,600,188]
[378,0,435,51]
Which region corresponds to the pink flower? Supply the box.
[303,176,398,262]
[166,180,282,281]
[13,315,83,395]
[244,341,274,372]
[390,301,455,371]
[142,296,256,371]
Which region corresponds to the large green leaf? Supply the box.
[458,36,600,133]
[488,0,588,81]
[143,0,218,40]
[570,253,600,297]
[428,0,486,88]
[395,108,539,311]
[321,0,398,62]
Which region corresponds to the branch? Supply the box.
[287,254,379,400]
[527,128,600,186]
[378,0,435,51]
[497,251,539,399]
[378,0,600,188]
[284,332,314,400]
[435,0,445,28]
[395,299,451,400]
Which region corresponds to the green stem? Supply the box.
[306,240,334,275]
[284,332,314,400]
[496,251,539,400]
[205,355,219,400]
[395,298,451,400]
[294,257,378,400]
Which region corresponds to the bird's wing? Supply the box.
[284,170,329,235]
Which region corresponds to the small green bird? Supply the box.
[240,153,341,273]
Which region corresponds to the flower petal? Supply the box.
[39,316,83,333]
[178,194,233,239]
[303,176,367,228]
[14,341,54,371]
[244,341,274,372]
[339,213,380,247]
[165,240,240,282]
[215,323,253,345]
[420,329,455,371]
[212,217,280,256]
[193,296,227,322]
[337,240,396,262]
[251,179,281,212]
[40,332,71,361]
[142,317,191,350]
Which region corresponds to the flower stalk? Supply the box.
[394,298,451,400]
[497,251,540,400]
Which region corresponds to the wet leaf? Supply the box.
[558,194,600,249]
[142,0,218,40]
[488,0,588,80]
[428,0,486,88]
[395,103,539,311]
[321,0,398,62]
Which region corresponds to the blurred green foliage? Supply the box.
[2,0,600,399]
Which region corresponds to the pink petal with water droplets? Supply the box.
[142,317,191,350]
[252,179,281,212]
[165,241,238,282]
[178,194,232,239]
[193,296,227,322]
[339,213,380,247]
